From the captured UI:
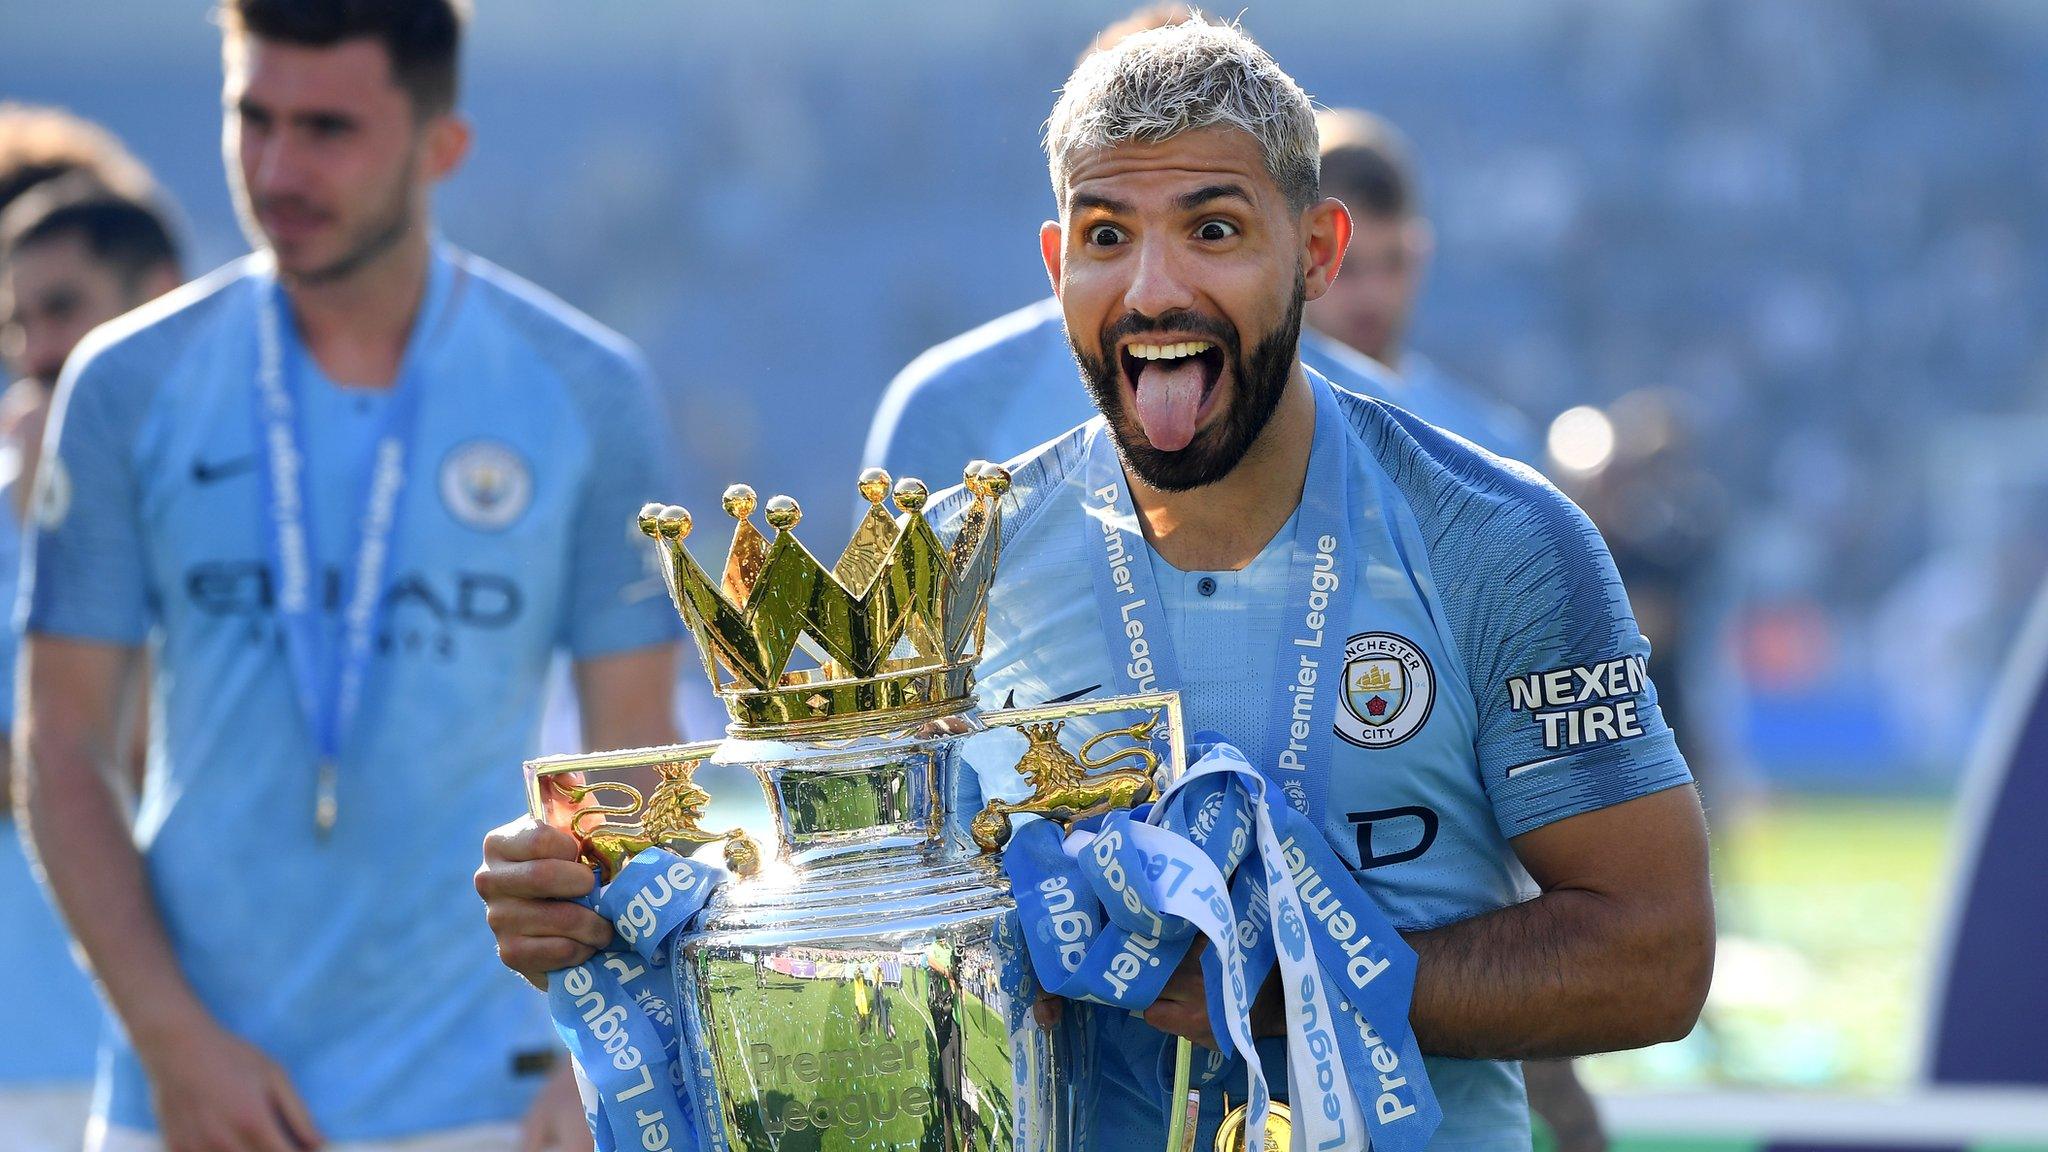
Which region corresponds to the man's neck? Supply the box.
[1129,364,1318,572]
[279,231,432,389]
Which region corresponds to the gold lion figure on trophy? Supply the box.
[562,757,762,878]
[971,715,1160,852]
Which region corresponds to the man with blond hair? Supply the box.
[481,20,1712,1151]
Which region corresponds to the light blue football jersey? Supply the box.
[22,244,682,1139]
[0,482,102,1086]
[862,295,1535,488]
[940,372,1691,1150]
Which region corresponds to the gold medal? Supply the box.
[1214,1099,1291,1152]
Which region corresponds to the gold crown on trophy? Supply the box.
[637,462,1011,736]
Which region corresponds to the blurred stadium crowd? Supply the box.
[18,0,2042,790]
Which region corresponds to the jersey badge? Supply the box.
[439,440,533,531]
[1335,631,1435,749]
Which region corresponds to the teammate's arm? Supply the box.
[20,636,323,1152]
[572,642,682,750]
[1403,782,1714,1059]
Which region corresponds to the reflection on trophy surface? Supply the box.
[527,464,1187,1151]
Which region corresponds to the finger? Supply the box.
[228,1107,304,1152]
[485,818,584,865]
[1033,995,1064,1030]
[1143,1001,1218,1052]
[477,856,601,902]
[517,1108,546,1152]
[485,898,614,951]
[502,936,600,982]
[268,1070,324,1150]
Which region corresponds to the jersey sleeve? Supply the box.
[1465,477,1693,837]
[22,335,156,645]
[560,349,686,659]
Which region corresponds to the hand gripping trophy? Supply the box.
[527,463,1209,1152]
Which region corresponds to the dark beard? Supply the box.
[1071,277,1307,492]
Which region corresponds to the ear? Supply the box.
[421,112,473,183]
[1039,220,1065,299]
[1300,197,1352,304]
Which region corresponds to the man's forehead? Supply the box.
[1064,126,1274,210]
[226,35,402,105]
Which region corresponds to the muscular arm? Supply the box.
[1404,784,1715,1060]
[571,642,683,750]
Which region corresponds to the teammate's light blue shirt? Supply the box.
[862,295,1535,485]
[23,243,683,1140]
[940,374,1691,1150]
[0,481,101,1086]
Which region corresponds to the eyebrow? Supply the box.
[1178,183,1255,211]
[1068,191,1133,216]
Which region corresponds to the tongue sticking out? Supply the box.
[1133,357,1206,452]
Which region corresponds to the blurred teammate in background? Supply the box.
[0,110,179,1152]
[860,8,1531,489]
[14,2,681,1150]
[1306,108,1536,465]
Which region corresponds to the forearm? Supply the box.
[1404,884,1712,1060]
[19,735,213,1060]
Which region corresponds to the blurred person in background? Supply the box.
[0,103,157,221]
[1306,108,1536,466]
[0,113,181,1152]
[13,2,683,1150]
[1310,107,1605,1152]
[861,8,1531,489]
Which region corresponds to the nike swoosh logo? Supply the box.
[191,455,257,484]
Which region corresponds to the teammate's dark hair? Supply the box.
[0,176,184,290]
[1318,110,1420,221]
[217,0,469,116]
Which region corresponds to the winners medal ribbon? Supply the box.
[1062,373,1442,1150]
[252,253,464,836]
[550,848,728,1152]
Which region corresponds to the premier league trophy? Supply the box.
[526,464,1194,1152]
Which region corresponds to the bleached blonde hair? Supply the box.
[1044,17,1320,211]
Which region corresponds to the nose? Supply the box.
[246,129,305,200]
[1122,236,1197,319]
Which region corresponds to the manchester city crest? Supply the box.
[439,439,533,531]
[1336,632,1435,748]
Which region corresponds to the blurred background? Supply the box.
[7,0,2047,1143]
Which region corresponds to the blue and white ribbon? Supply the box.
[548,849,725,1152]
[1005,741,1441,1152]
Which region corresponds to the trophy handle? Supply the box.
[969,689,1187,853]
[525,741,763,881]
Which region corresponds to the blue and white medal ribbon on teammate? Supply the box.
[252,257,461,834]
[1046,373,1441,1151]
[549,849,726,1152]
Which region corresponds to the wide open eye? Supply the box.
[1195,219,1239,242]
[1086,224,1127,248]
